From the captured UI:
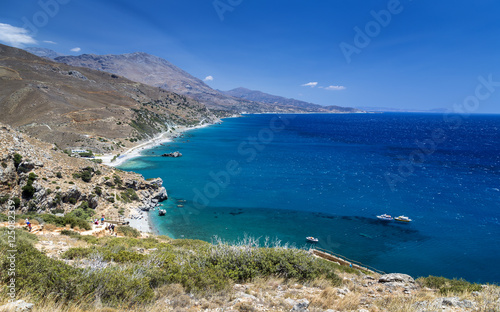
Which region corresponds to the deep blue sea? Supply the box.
[119,113,500,283]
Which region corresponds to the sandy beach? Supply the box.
[97,124,212,167]
[125,207,154,233]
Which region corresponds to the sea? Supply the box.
[118,113,500,283]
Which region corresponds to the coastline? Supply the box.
[97,123,213,167]
[99,123,216,235]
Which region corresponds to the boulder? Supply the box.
[378,273,414,284]
[147,177,163,189]
[414,297,476,311]
[0,300,34,311]
[124,178,142,190]
[88,196,99,209]
[152,187,168,202]
[62,186,81,203]
[291,298,309,312]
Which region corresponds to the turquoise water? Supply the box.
[119,113,500,283]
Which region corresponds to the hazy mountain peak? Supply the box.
[24,47,64,59]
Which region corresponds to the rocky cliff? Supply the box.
[0,123,165,218]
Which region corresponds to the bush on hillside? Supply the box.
[417,276,482,294]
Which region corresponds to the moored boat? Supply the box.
[395,215,412,222]
[306,236,319,243]
[377,214,393,221]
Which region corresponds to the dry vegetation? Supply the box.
[1,226,498,312]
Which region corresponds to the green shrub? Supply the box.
[78,151,93,158]
[113,174,122,186]
[60,229,81,237]
[22,184,36,198]
[22,172,38,199]
[116,226,140,238]
[56,171,62,178]
[67,204,94,221]
[0,213,8,222]
[418,276,482,294]
[120,188,139,203]
[0,195,9,205]
[13,153,22,168]
[12,197,20,208]
[79,167,94,183]
[0,230,154,306]
[1,162,7,168]
[94,186,102,196]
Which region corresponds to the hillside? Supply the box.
[54,52,361,114]
[0,44,218,153]
[1,225,498,311]
[0,122,166,220]
[223,87,363,113]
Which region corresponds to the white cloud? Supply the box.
[301,82,318,88]
[70,47,81,52]
[43,40,57,44]
[323,85,346,91]
[0,23,37,48]
[204,75,214,82]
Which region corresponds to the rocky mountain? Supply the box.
[223,87,363,113]
[24,47,64,60]
[54,52,361,114]
[0,44,218,153]
[54,52,263,112]
[0,122,167,217]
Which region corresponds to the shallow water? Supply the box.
[119,113,500,283]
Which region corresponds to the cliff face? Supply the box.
[0,123,165,217]
[0,44,218,153]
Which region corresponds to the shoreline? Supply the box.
[99,122,216,234]
[96,123,213,167]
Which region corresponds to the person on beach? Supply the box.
[25,219,30,231]
[101,215,105,225]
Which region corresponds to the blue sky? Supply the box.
[1,0,500,113]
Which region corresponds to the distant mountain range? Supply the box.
[356,107,448,113]
[24,47,65,60]
[24,47,361,114]
[223,87,361,113]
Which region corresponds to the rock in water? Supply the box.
[161,151,182,157]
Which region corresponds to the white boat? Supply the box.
[377,214,393,221]
[395,215,412,222]
[306,236,319,243]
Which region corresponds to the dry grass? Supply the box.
[309,286,337,309]
[43,224,57,231]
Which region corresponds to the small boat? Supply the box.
[377,214,393,221]
[395,215,412,222]
[158,209,166,216]
[306,236,319,243]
